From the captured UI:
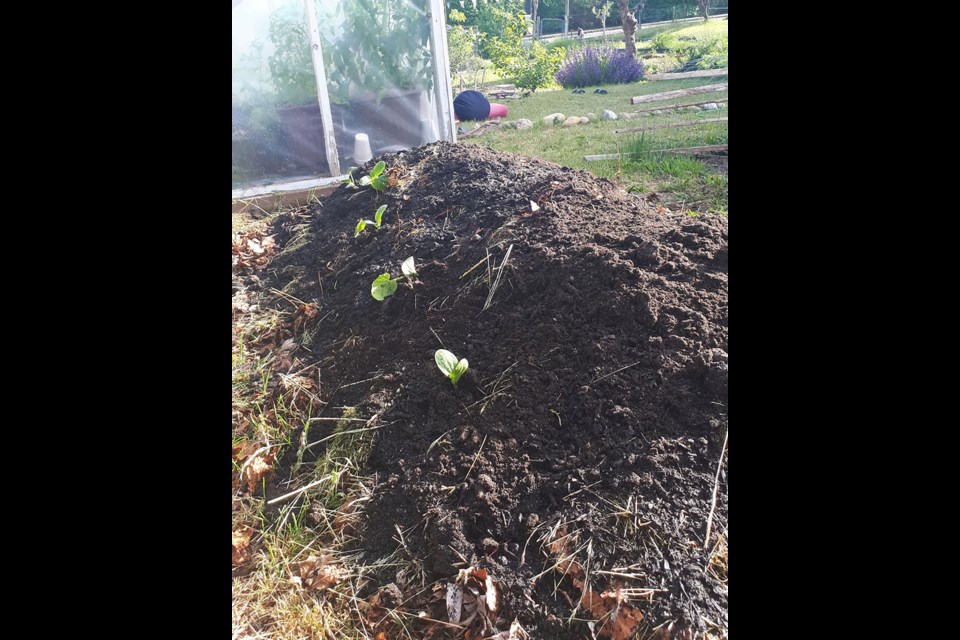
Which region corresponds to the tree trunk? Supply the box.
[564,0,570,37]
[532,0,539,36]
[618,0,638,58]
[699,0,710,20]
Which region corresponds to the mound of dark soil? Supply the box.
[255,142,727,638]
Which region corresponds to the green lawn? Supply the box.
[461,75,728,214]
[460,19,728,215]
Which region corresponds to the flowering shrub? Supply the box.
[554,47,645,88]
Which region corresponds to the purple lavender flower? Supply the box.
[555,47,645,88]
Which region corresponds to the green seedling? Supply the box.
[341,167,359,189]
[358,161,388,192]
[354,205,388,237]
[370,256,417,301]
[435,349,469,387]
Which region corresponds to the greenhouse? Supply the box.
[232,0,456,196]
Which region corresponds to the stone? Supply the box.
[620,112,639,120]
[650,110,663,116]
[601,109,618,121]
[513,118,533,130]
[562,117,583,127]
[702,102,719,110]
[586,112,597,120]
[542,113,566,126]
[684,105,703,112]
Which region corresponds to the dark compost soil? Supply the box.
[247,142,727,639]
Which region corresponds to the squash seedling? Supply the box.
[370,256,417,301]
[354,205,388,237]
[359,161,388,192]
[341,167,359,189]
[435,349,469,387]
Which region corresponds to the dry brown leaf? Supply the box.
[242,449,276,493]
[375,633,385,640]
[232,525,255,565]
[291,554,348,591]
[332,497,358,536]
[580,587,644,640]
[232,440,260,464]
[547,527,642,639]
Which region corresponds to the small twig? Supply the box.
[461,434,488,485]
[590,360,642,384]
[704,428,729,548]
[483,244,513,311]
[304,422,390,451]
[459,254,491,280]
[429,326,445,348]
[269,287,308,308]
[426,427,456,455]
[267,476,330,505]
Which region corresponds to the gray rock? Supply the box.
[513,118,533,130]
[542,113,566,126]
[586,112,597,120]
[601,109,618,121]
[702,102,719,110]
[684,105,703,112]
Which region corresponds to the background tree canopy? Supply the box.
[445,0,726,33]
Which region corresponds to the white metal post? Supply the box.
[304,0,341,176]
[427,0,457,142]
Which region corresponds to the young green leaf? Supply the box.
[371,273,398,301]
[435,350,468,386]
[370,161,385,179]
[451,358,469,385]
[401,256,417,277]
[359,175,371,187]
[435,349,458,378]
[355,219,367,237]
[341,167,358,188]
[371,174,388,192]
[374,205,387,228]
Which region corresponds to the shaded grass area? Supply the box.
[462,76,728,214]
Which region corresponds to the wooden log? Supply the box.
[614,118,728,134]
[583,153,628,161]
[631,83,728,105]
[647,68,729,81]
[632,99,727,113]
[583,144,728,162]
[660,144,728,155]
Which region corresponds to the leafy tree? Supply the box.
[591,1,613,41]
[486,11,565,90]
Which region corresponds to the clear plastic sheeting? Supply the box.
[232,0,451,190]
